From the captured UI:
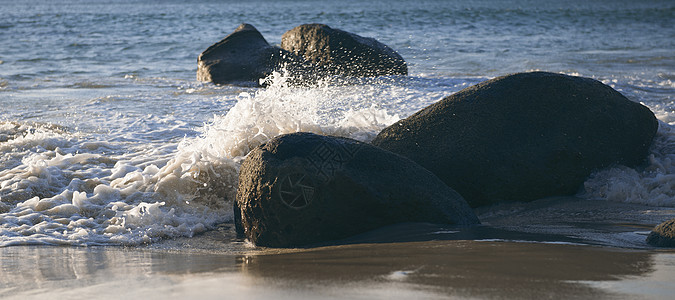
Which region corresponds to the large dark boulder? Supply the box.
[280,24,407,78]
[647,219,675,247]
[197,23,304,85]
[235,132,479,248]
[372,72,658,207]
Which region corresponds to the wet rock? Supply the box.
[197,23,304,86]
[280,23,407,78]
[647,219,675,247]
[372,72,658,207]
[235,132,479,248]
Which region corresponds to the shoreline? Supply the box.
[2,197,675,299]
[2,240,674,300]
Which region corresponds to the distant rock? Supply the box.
[235,132,479,248]
[372,72,658,207]
[197,23,305,86]
[647,219,675,247]
[198,23,408,85]
[280,23,407,78]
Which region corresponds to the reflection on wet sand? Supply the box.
[0,246,238,298]
[240,240,655,299]
[2,214,675,300]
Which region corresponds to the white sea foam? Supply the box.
[0,121,231,246]
[0,122,222,246]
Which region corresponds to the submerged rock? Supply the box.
[197,23,304,85]
[647,219,675,247]
[235,132,479,248]
[280,23,407,78]
[372,72,658,207]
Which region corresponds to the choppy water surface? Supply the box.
[0,0,673,246]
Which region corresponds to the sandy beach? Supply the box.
[2,240,674,299]
[2,197,675,300]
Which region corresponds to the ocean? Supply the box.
[1,0,674,298]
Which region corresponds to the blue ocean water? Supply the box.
[0,0,673,246]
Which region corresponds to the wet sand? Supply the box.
[2,197,675,299]
[1,241,674,299]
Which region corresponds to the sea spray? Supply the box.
[190,71,401,160]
